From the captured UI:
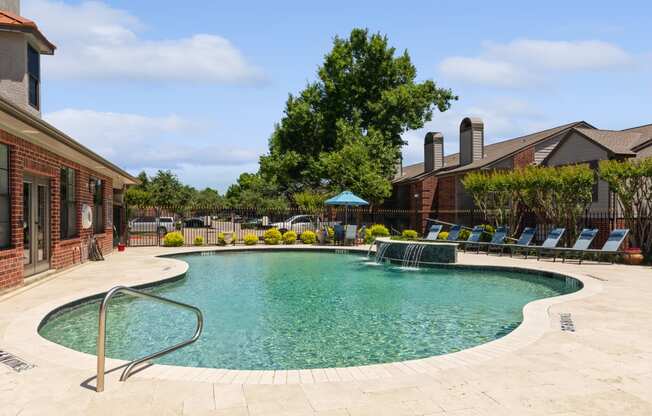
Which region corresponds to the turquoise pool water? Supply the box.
[39,251,579,370]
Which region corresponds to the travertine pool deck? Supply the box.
[1,245,651,415]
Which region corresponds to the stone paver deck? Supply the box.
[1,245,651,415]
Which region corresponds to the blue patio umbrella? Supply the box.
[325,191,368,225]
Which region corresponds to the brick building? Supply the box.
[388,117,652,233]
[0,0,136,290]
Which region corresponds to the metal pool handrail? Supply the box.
[96,285,204,393]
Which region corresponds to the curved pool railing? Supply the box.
[96,285,203,393]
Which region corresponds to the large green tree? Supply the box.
[257,28,456,203]
[226,172,288,210]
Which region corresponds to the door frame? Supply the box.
[23,173,51,276]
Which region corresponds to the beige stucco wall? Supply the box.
[636,144,652,159]
[0,31,39,117]
[545,131,610,211]
[0,0,20,14]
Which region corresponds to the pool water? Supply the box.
[39,251,579,370]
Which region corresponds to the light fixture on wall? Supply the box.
[88,178,96,194]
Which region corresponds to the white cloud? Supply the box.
[24,0,264,83]
[439,38,633,87]
[44,109,262,173]
[439,57,533,88]
[485,39,632,71]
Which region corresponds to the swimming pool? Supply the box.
[39,250,580,370]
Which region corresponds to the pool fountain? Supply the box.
[374,237,457,266]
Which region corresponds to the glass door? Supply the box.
[23,175,50,276]
[23,182,32,267]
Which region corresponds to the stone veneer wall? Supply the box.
[377,240,458,264]
[0,128,113,290]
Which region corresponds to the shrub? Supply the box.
[301,230,317,244]
[401,229,419,240]
[437,231,449,240]
[364,224,390,243]
[282,230,297,244]
[217,232,226,246]
[163,231,184,247]
[244,234,258,245]
[458,229,470,241]
[479,224,495,242]
[193,236,204,246]
[264,228,282,245]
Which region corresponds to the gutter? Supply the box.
[0,96,137,185]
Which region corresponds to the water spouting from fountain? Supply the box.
[401,243,425,268]
[374,242,390,264]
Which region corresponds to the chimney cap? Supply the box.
[460,117,484,131]
[424,132,443,144]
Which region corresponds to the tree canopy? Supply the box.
[125,170,224,210]
[242,28,456,205]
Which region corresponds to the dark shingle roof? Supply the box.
[394,121,588,183]
[574,128,649,156]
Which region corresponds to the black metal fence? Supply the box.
[124,206,633,249]
[125,206,416,247]
[434,209,632,249]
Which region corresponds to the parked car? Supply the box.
[183,217,206,228]
[129,216,175,235]
[269,215,320,234]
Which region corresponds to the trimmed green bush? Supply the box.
[163,231,184,247]
[217,232,226,246]
[479,224,495,242]
[364,224,390,243]
[437,231,449,240]
[193,236,204,246]
[264,228,282,245]
[282,230,297,244]
[301,230,317,244]
[244,234,258,245]
[401,229,419,240]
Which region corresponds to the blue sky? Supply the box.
[23,0,652,191]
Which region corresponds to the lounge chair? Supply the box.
[445,224,462,241]
[489,227,536,257]
[457,226,485,251]
[344,225,358,245]
[464,226,507,253]
[539,228,598,262]
[333,224,345,245]
[510,228,566,259]
[425,224,443,240]
[559,228,629,264]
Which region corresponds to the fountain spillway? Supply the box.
[373,237,458,265]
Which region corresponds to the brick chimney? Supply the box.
[459,117,484,165]
[0,0,19,14]
[424,132,444,172]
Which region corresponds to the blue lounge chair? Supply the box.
[458,226,485,251]
[540,228,598,262]
[561,228,629,264]
[333,224,345,245]
[425,224,443,240]
[467,226,508,253]
[511,228,565,259]
[446,225,462,241]
[490,227,536,257]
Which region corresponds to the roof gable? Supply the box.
[395,120,590,183]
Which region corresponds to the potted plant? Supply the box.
[623,247,644,265]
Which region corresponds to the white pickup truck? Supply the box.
[269,215,339,234]
[128,216,176,235]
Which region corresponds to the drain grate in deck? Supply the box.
[559,313,575,332]
[0,350,35,372]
